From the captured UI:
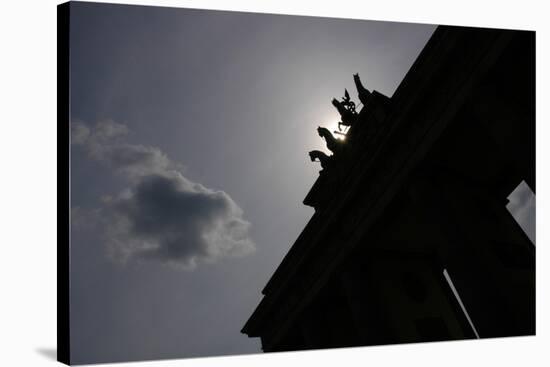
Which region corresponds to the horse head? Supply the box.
[317,126,330,137]
[308,150,319,162]
[308,150,332,169]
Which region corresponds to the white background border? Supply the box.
[0,0,547,366]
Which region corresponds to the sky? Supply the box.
[68,2,530,364]
[507,181,536,244]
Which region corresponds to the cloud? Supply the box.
[71,121,91,145]
[97,143,172,179]
[72,120,255,270]
[72,119,128,147]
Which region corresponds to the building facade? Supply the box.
[242,25,535,352]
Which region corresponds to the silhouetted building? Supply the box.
[242,25,535,352]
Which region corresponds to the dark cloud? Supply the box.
[104,171,255,269]
[72,120,255,269]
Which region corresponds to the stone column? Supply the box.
[408,172,534,337]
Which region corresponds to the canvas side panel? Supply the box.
[57,2,71,365]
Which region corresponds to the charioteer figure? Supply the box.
[332,89,358,130]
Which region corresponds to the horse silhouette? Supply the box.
[317,126,344,154]
[308,150,332,169]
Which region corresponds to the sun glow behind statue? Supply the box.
[325,120,347,141]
